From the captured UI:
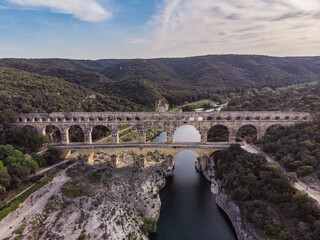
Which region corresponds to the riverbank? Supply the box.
[0,151,167,240]
[200,145,320,240]
[195,158,264,240]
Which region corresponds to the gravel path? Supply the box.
[0,163,75,239]
[31,158,74,177]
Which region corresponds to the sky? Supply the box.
[0,0,320,59]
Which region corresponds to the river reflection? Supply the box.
[151,126,237,240]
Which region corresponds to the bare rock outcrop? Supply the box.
[155,99,169,112]
[1,152,167,240]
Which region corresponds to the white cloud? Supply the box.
[129,39,148,44]
[147,0,320,56]
[7,0,112,22]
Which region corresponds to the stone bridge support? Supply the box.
[198,155,209,171]
[87,152,94,164]
[84,127,92,144]
[257,127,266,140]
[111,130,119,143]
[200,129,208,144]
[138,154,147,167]
[166,154,174,167]
[139,130,147,143]
[61,127,69,144]
[110,154,119,168]
[166,129,173,144]
[229,130,237,143]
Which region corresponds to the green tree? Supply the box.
[5,150,24,170]
[0,145,15,162]
[0,162,11,189]
[0,185,7,200]
[44,147,62,166]
[27,160,39,176]
[0,109,17,126]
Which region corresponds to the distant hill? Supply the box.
[0,59,115,93]
[1,55,320,110]
[102,55,320,105]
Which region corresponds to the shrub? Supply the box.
[142,216,157,233]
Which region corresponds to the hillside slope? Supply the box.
[226,82,320,113]
[0,68,145,112]
[106,77,165,110]
[102,55,320,105]
[1,55,320,108]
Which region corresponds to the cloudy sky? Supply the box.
[0,0,319,59]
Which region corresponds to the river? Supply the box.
[151,125,237,240]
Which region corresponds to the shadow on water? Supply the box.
[150,150,237,240]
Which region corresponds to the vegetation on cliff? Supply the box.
[214,145,320,240]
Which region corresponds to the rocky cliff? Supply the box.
[1,151,167,240]
[216,190,268,240]
[195,159,269,240]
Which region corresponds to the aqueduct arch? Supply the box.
[236,124,258,142]
[91,125,111,143]
[44,125,62,143]
[14,111,312,144]
[68,125,85,143]
[264,124,286,136]
[207,125,229,142]
[173,125,201,143]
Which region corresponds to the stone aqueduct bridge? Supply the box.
[60,143,231,170]
[15,111,312,145]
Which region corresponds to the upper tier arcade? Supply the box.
[15,111,313,144]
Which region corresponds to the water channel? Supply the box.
[150,125,237,240]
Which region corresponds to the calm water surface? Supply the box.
[151,127,237,240]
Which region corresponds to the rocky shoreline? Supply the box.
[0,151,168,240]
[215,191,268,240]
[195,159,265,240]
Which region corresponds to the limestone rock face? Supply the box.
[0,158,168,240]
[216,191,269,240]
[155,99,169,112]
[164,166,174,177]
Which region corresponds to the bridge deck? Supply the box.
[54,142,231,150]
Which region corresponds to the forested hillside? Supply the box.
[105,77,165,110]
[226,82,320,113]
[1,55,320,108]
[214,145,320,240]
[0,68,142,113]
[103,55,320,103]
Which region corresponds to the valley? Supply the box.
[1,55,320,240]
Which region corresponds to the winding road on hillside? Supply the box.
[241,142,320,204]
